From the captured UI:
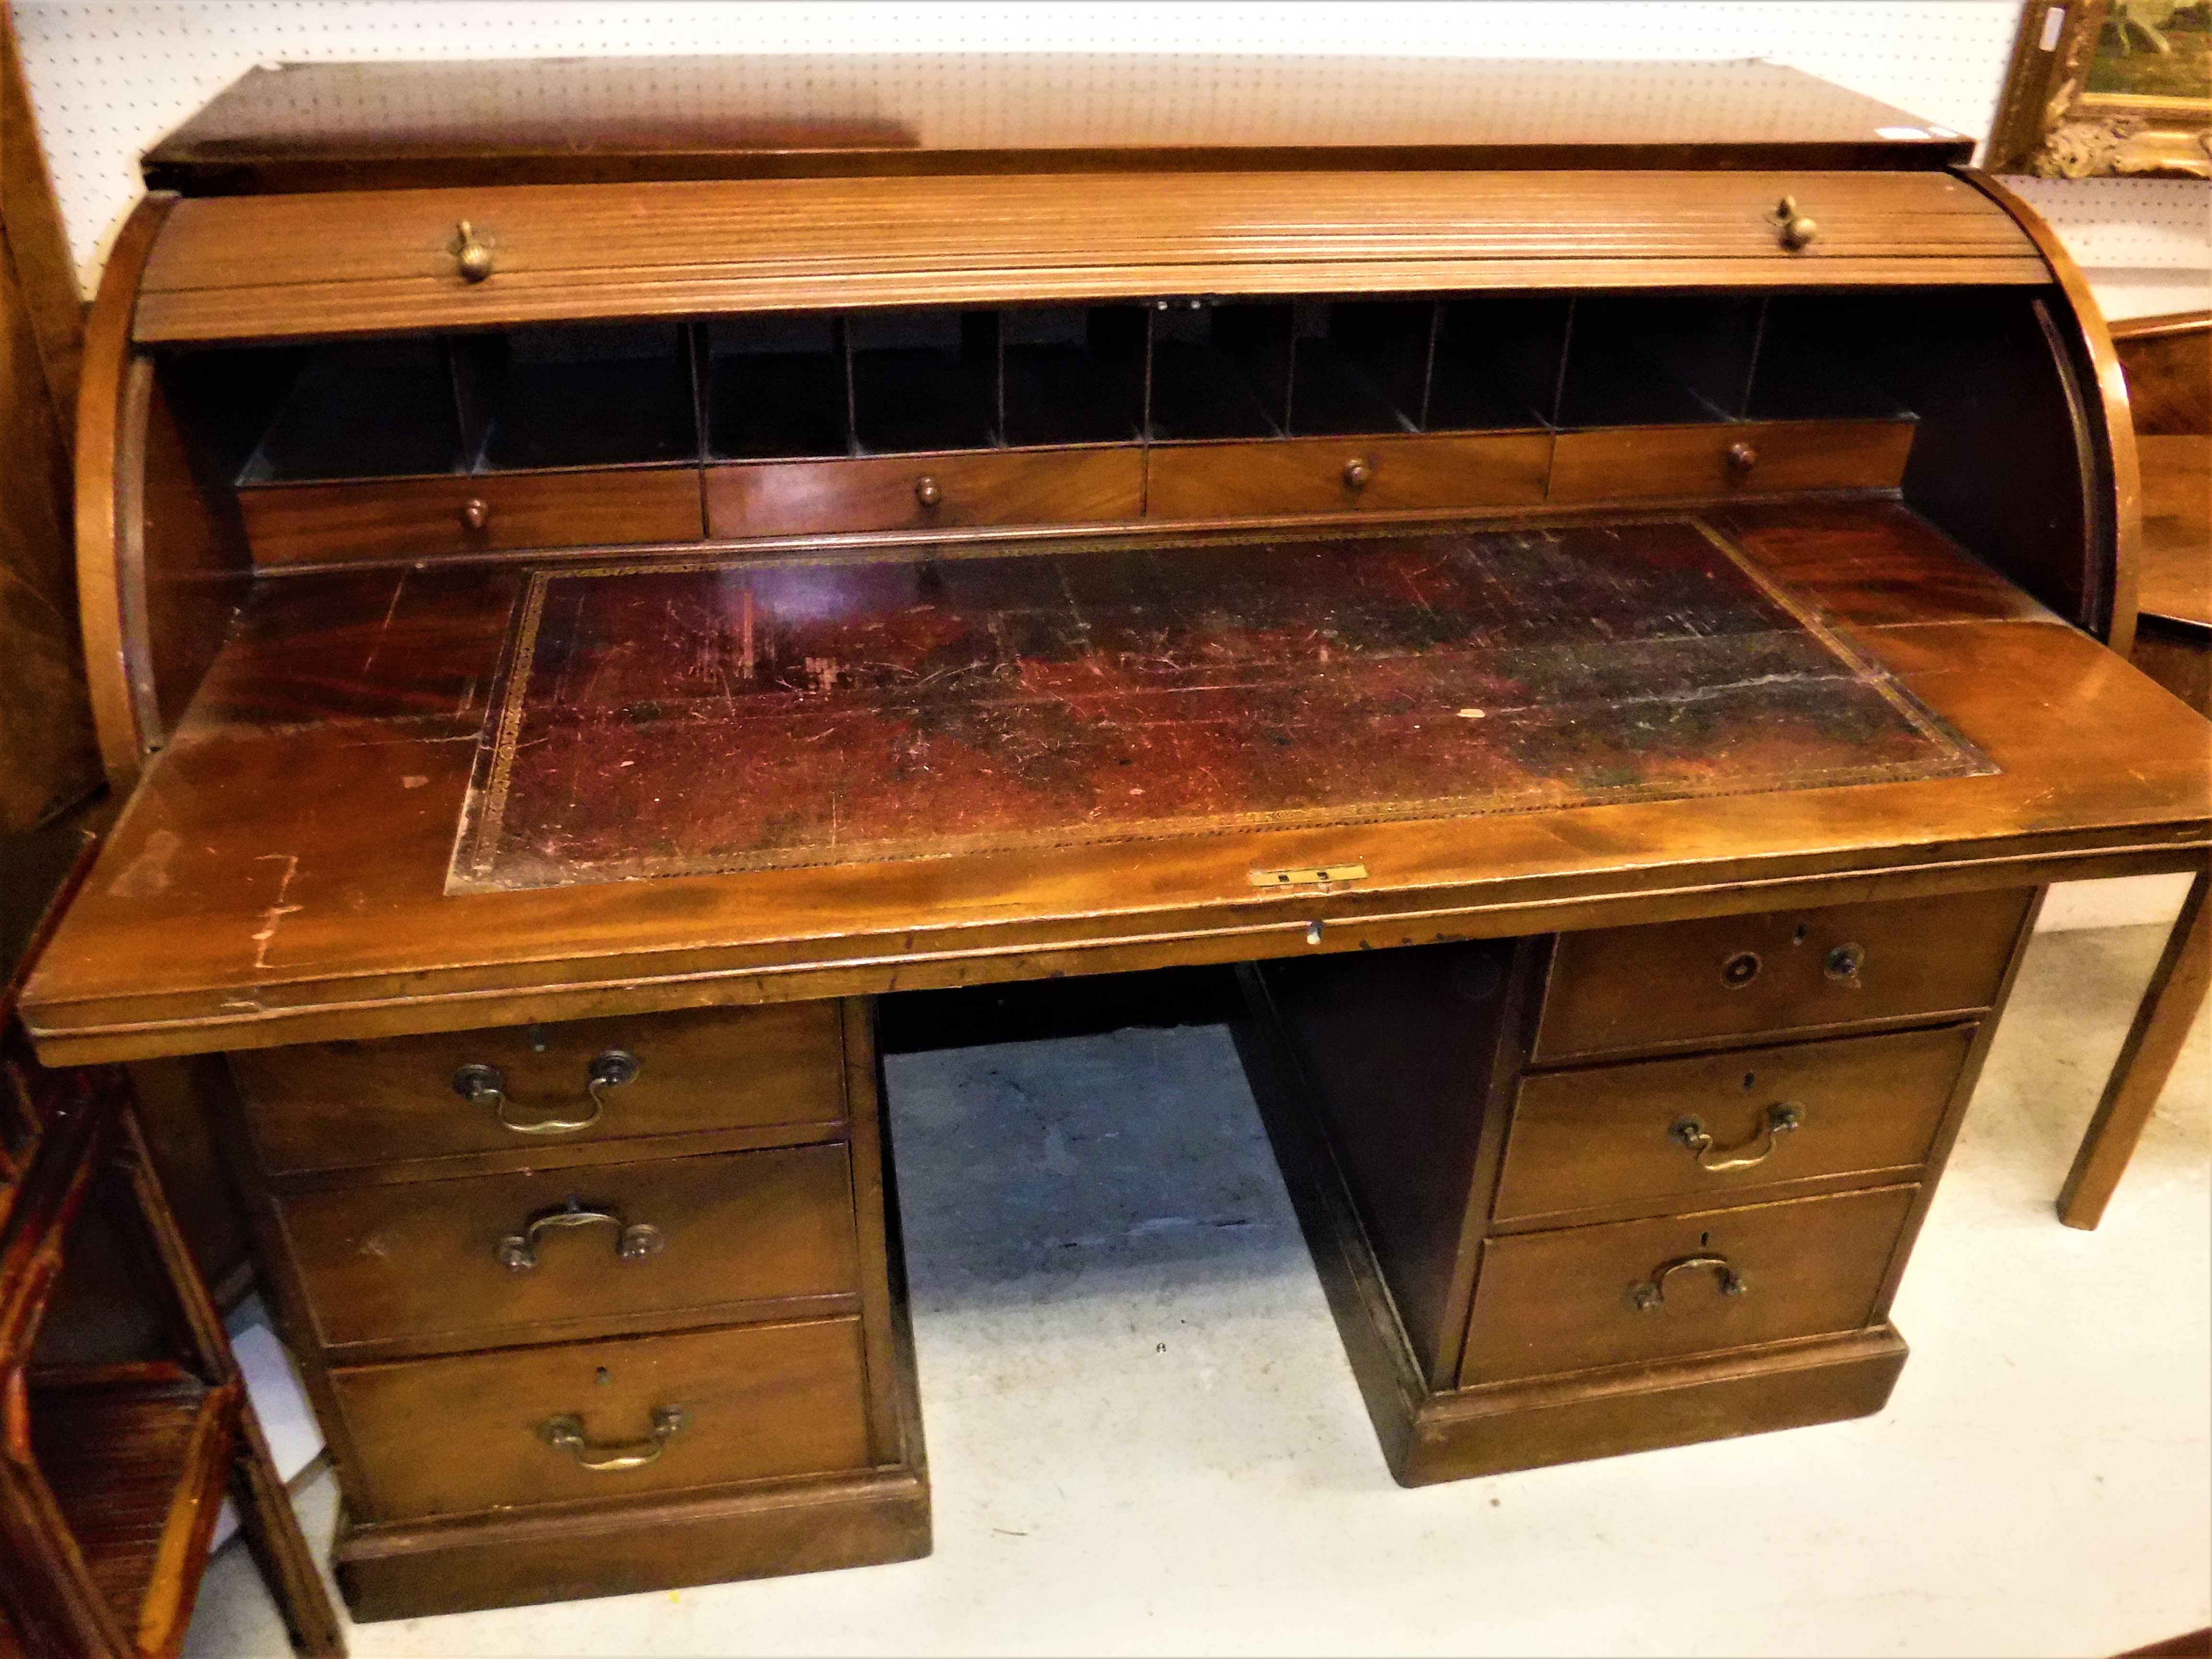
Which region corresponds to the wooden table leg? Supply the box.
[2058,867,2212,1230]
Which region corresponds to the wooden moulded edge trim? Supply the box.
[21,835,2211,1068]
[1961,170,2142,655]
[75,193,178,792]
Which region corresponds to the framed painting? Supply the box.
[1988,0,2212,177]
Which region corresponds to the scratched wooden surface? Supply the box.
[450,520,1988,891]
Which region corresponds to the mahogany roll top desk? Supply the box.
[16,56,2209,1622]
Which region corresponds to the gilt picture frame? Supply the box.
[1988,0,2212,178]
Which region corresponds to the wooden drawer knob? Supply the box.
[452,220,494,282]
[1342,457,1373,492]
[914,475,942,508]
[460,497,491,531]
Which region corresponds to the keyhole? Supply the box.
[595,1367,611,1387]
[1742,1071,1756,1091]
[1792,924,1809,945]
[528,1024,551,1054]
[1699,1232,1711,1248]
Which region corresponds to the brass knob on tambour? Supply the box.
[1342,457,1373,492]
[460,496,491,530]
[452,220,493,283]
[1773,196,1819,252]
[1725,443,1759,475]
[914,475,942,508]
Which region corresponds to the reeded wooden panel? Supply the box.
[1146,433,1550,521]
[133,171,2046,343]
[330,1317,871,1521]
[239,468,703,567]
[280,1143,858,1353]
[234,1002,845,1176]
[705,447,1142,539]
[1548,420,1914,504]
[1535,888,2033,1060]
[1496,1022,1976,1224]
[1459,1183,1918,1386]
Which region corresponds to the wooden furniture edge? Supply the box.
[1961,170,2141,654]
[25,836,2209,1067]
[74,194,177,793]
[2059,864,2212,1229]
[2110,309,2212,344]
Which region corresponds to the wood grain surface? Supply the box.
[706,447,1142,539]
[141,56,1974,195]
[1495,1023,1977,1224]
[1534,888,2031,1060]
[133,170,2044,344]
[240,467,705,567]
[21,503,2208,1062]
[328,1316,872,1522]
[1457,1182,1919,1386]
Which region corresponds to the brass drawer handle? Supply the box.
[452,1049,639,1135]
[496,1197,665,1272]
[1669,1102,1803,1173]
[1342,457,1373,491]
[914,474,942,508]
[1772,195,1819,251]
[460,496,491,531]
[1725,442,1759,475]
[538,1405,688,1473]
[1628,1252,1747,1311]
[452,219,494,282]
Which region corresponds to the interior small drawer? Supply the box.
[1145,433,1551,521]
[1533,888,2032,1062]
[1495,1023,1976,1225]
[280,1142,858,1354]
[704,447,1144,538]
[239,468,704,566]
[232,1002,847,1176]
[330,1316,872,1522]
[1547,419,1913,503]
[1460,1183,1917,1387]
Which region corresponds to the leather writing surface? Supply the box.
[448,520,1991,892]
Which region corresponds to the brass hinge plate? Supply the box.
[1248,862,1368,888]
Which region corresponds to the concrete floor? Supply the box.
[184,923,2210,1658]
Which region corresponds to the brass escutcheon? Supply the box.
[1824,942,1866,984]
[1670,1102,1804,1172]
[538,1405,688,1472]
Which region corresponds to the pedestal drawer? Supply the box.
[1459,1184,1918,1387]
[1534,888,2032,1060]
[281,1142,858,1353]
[1495,1023,1975,1224]
[233,1001,846,1175]
[331,1318,872,1522]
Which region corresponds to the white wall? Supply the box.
[13,0,2211,315]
